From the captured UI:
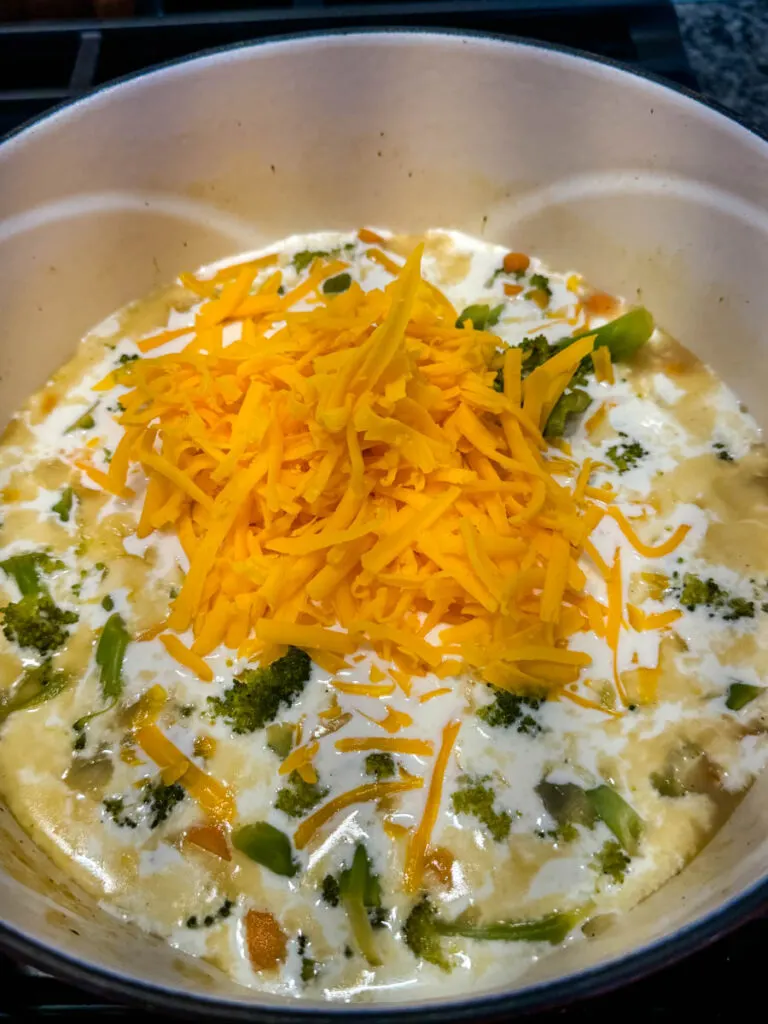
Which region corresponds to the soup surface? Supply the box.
[0,229,767,1001]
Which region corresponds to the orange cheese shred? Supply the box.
[159,633,214,682]
[404,719,460,892]
[134,724,235,822]
[293,777,423,849]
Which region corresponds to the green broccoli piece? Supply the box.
[713,442,734,462]
[528,273,552,297]
[403,898,588,969]
[64,401,99,434]
[0,659,71,723]
[365,752,395,780]
[301,957,319,983]
[0,552,77,656]
[338,844,384,965]
[593,840,630,884]
[723,597,755,621]
[726,682,763,711]
[606,434,648,474]
[232,821,298,877]
[51,487,74,523]
[322,273,352,295]
[321,874,341,907]
[96,613,130,701]
[675,574,754,621]
[142,779,185,829]
[567,307,654,362]
[403,897,454,972]
[1,551,64,596]
[292,249,330,273]
[103,796,138,829]
[2,594,78,655]
[451,776,512,842]
[536,780,597,834]
[455,304,503,331]
[207,646,311,734]
[520,334,554,373]
[274,770,327,819]
[545,388,592,438]
[586,785,643,855]
[117,353,139,365]
[437,906,591,944]
[679,573,722,611]
[514,336,593,437]
[477,687,544,734]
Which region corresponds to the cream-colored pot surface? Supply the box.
[0,31,766,1018]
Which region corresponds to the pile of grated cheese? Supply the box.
[88,235,689,708]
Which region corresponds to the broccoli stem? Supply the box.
[438,906,591,945]
[95,613,130,701]
[586,785,643,854]
[232,822,298,877]
[569,307,654,361]
[339,845,381,966]
[726,682,763,711]
[0,661,71,722]
[1,554,47,596]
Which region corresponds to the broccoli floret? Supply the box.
[451,776,511,842]
[606,434,648,474]
[365,752,395,780]
[142,780,185,829]
[713,442,734,462]
[723,597,755,621]
[2,594,78,655]
[292,249,330,272]
[680,573,722,610]
[207,647,311,734]
[455,304,503,331]
[528,272,552,297]
[103,796,138,829]
[520,334,553,373]
[403,897,453,972]
[321,874,341,907]
[676,573,754,620]
[322,273,352,295]
[1,551,77,656]
[0,659,71,723]
[477,687,544,734]
[593,840,630,884]
[274,770,327,818]
[51,486,74,523]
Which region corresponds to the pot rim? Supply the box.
[1,25,767,1021]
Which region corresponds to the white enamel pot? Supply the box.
[0,29,767,1021]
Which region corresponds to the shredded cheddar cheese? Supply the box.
[91,243,690,717]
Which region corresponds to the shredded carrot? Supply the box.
[404,719,460,892]
[185,824,231,861]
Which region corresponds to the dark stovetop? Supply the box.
[0,1,759,1020]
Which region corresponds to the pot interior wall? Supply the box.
[0,32,767,1010]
